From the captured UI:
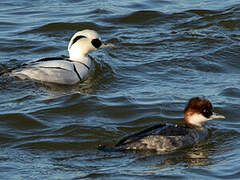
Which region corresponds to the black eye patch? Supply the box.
[202,108,213,118]
[91,39,102,48]
[71,35,86,48]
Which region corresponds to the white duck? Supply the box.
[10,29,114,85]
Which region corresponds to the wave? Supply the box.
[0,113,47,129]
[20,22,111,35]
[103,10,166,25]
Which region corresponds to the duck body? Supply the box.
[115,123,207,152]
[11,56,93,85]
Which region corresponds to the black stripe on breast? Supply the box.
[73,64,82,81]
[68,59,90,70]
[79,62,90,70]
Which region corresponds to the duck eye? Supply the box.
[202,108,212,118]
[91,39,102,48]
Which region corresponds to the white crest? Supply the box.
[68,30,101,62]
[68,29,100,51]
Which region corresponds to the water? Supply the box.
[0,0,240,179]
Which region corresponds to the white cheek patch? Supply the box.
[188,113,208,127]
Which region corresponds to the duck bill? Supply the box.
[209,112,225,120]
[100,43,115,49]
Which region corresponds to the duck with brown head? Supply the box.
[114,97,225,153]
[184,97,225,129]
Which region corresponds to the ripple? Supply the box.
[0,113,47,130]
[15,141,83,150]
[0,133,16,144]
[219,19,240,29]
[0,21,18,27]
[173,5,240,31]
[14,125,114,151]
[20,22,111,34]
[194,61,225,73]
[220,88,240,98]
[0,38,38,54]
[104,10,166,25]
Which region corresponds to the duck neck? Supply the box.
[186,122,206,131]
[69,49,92,68]
[69,41,92,61]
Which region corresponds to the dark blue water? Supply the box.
[0,0,240,179]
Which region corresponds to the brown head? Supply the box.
[184,97,225,128]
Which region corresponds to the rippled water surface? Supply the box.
[0,0,240,179]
